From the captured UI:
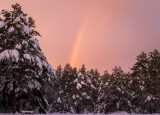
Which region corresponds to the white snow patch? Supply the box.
[28,80,41,90]
[42,61,48,68]
[35,56,42,69]
[116,102,120,109]
[87,78,92,83]
[15,44,22,49]
[78,72,82,76]
[81,81,85,85]
[23,88,27,93]
[117,87,121,92]
[76,83,82,90]
[0,49,19,62]
[22,40,28,46]
[91,84,96,89]
[82,92,87,96]
[13,17,21,23]
[74,78,78,83]
[76,95,79,98]
[8,26,14,33]
[87,96,91,99]
[109,111,129,115]
[21,111,33,114]
[0,21,5,28]
[147,96,151,101]
[57,97,62,103]
[72,95,76,99]
[3,112,159,115]
[49,112,130,115]
[30,36,39,48]
[20,14,26,20]
[23,54,31,60]
[105,82,108,86]
[16,24,21,28]
[23,25,31,34]
[140,86,144,91]
[2,9,9,15]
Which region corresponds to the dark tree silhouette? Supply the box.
[0,4,54,113]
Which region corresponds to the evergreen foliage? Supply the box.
[1,3,160,114]
[0,3,54,113]
[50,50,160,114]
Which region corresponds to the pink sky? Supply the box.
[1,0,160,73]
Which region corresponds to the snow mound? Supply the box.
[109,111,129,115]
[49,113,129,115]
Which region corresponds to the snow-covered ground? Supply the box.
[50,112,159,115]
[1,111,160,115]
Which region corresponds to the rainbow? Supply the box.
[69,17,88,67]
[69,1,96,67]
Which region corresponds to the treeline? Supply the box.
[0,3,160,114]
[46,49,160,114]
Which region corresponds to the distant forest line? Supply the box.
[0,3,160,114]
[46,49,160,114]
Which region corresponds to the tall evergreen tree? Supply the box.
[52,64,78,113]
[129,52,149,113]
[0,4,54,113]
[51,65,68,113]
[88,69,100,108]
[130,51,160,113]
[148,50,160,94]
[96,70,110,113]
[72,65,95,113]
[97,67,131,113]
[147,50,160,113]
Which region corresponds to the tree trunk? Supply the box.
[12,80,17,114]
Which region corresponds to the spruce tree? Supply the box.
[72,65,95,113]
[51,65,66,113]
[87,69,100,111]
[0,4,54,113]
[130,51,160,113]
[147,50,160,113]
[134,50,160,113]
[130,52,149,113]
[96,70,110,113]
[96,67,131,114]
[52,64,77,113]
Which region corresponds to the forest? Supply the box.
[0,3,160,114]
[46,49,160,114]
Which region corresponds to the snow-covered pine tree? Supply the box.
[95,70,110,113]
[130,50,160,113]
[51,65,66,113]
[52,64,77,113]
[52,64,95,113]
[147,50,160,113]
[130,52,149,113]
[87,69,100,111]
[97,67,131,114]
[71,65,95,113]
[148,50,160,96]
[0,3,54,113]
[110,67,131,113]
